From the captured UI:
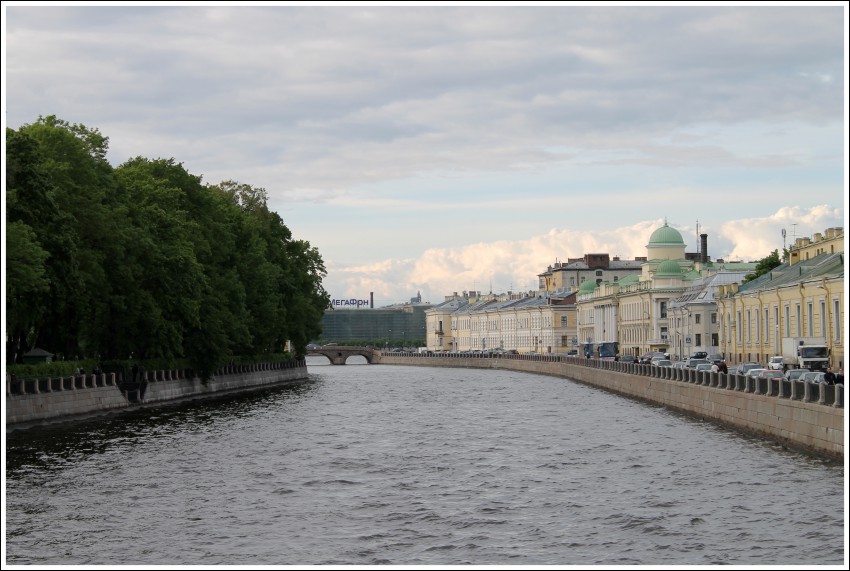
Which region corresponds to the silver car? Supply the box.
[785,368,810,381]
[799,371,826,383]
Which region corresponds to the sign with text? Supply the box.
[329,298,371,309]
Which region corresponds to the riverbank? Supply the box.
[373,352,844,460]
[5,358,308,429]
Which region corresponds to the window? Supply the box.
[711,312,717,324]
[807,302,813,336]
[660,302,667,318]
[764,309,770,345]
[820,301,826,337]
[695,334,701,346]
[711,333,718,346]
[796,304,801,336]
[834,300,841,342]
[660,327,668,340]
[560,316,568,327]
[785,305,790,337]
[737,310,742,343]
[695,314,701,324]
[596,270,603,277]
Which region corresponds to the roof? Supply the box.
[655,259,683,276]
[738,252,844,293]
[647,222,685,247]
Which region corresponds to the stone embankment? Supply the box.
[374,352,844,459]
[5,358,308,428]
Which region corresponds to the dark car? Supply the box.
[691,351,708,360]
[618,355,636,363]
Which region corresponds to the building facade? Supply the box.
[716,227,844,370]
[576,221,758,359]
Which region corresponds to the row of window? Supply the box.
[725,300,842,344]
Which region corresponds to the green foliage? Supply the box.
[742,250,782,284]
[6,117,329,376]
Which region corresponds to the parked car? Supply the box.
[618,355,637,363]
[695,363,714,373]
[785,368,810,381]
[767,356,784,370]
[707,353,724,365]
[640,351,667,364]
[686,358,711,369]
[744,368,767,380]
[735,362,763,376]
[651,359,672,367]
[672,361,689,370]
[758,370,785,380]
[691,351,708,359]
[800,371,826,383]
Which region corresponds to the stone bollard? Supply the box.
[804,381,816,403]
[766,378,778,397]
[834,384,844,408]
[790,380,804,401]
[819,383,833,406]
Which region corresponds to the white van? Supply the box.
[768,356,784,370]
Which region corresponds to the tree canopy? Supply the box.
[742,249,783,284]
[6,116,329,377]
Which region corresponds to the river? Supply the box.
[4,358,846,565]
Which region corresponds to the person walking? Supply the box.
[718,360,728,374]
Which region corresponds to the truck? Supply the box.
[780,337,830,371]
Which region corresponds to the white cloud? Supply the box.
[323,207,844,304]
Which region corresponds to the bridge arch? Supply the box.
[306,346,375,365]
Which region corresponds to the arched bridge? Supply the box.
[306,346,376,365]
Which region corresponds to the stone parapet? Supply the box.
[6,358,308,428]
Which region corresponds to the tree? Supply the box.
[742,250,782,284]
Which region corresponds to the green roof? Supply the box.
[648,222,684,246]
[655,259,683,276]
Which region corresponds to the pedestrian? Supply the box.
[823,368,836,385]
[711,362,719,373]
[718,360,728,374]
[836,368,844,384]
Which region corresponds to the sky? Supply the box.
[3,2,847,307]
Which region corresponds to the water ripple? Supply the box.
[5,361,844,566]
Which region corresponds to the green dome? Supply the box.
[655,259,682,276]
[648,221,685,246]
[578,279,598,293]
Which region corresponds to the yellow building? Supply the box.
[716,227,844,370]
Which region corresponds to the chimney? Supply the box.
[700,233,708,263]
[370,292,374,308]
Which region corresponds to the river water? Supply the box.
[4,358,846,566]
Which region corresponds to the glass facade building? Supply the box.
[318,304,430,346]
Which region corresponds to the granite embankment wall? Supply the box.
[5,358,308,428]
[374,353,844,459]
